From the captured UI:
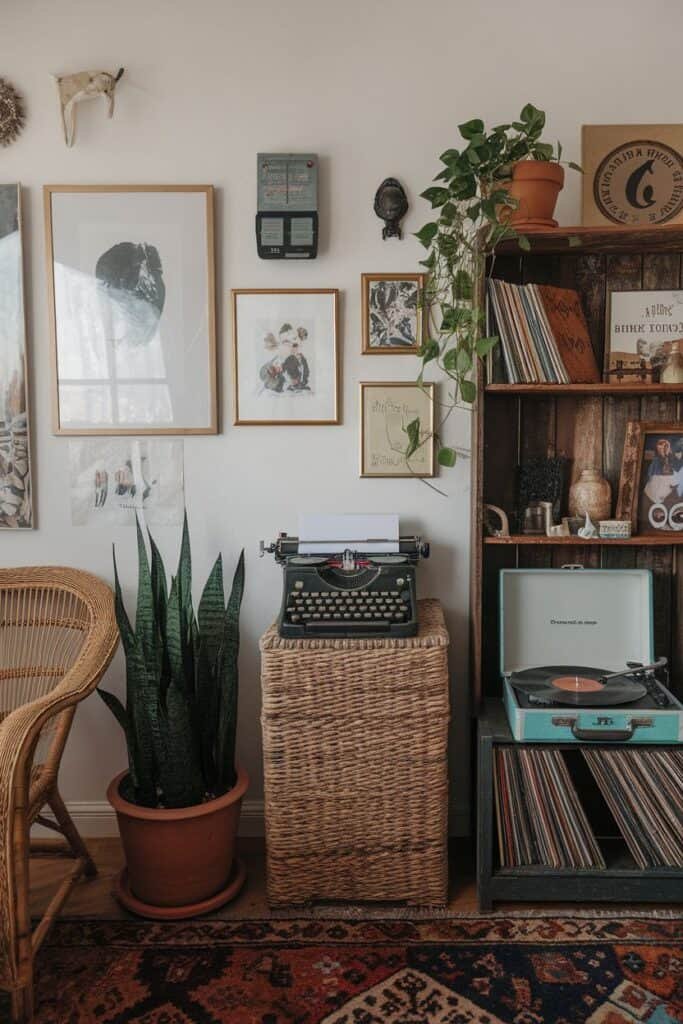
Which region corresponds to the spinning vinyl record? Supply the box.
[509,665,647,707]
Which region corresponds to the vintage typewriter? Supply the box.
[260,530,429,639]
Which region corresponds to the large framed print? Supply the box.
[44,185,217,435]
[232,289,339,425]
[582,125,683,227]
[359,381,434,478]
[617,421,683,535]
[361,272,424,354]
[0,184,33,528]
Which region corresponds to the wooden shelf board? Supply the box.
[485,383,683,396]
[484,535,682,546]
[495,223,683,255]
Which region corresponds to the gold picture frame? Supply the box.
[44,184,218,435]
[232,288,340,425]
[359,381,435,478]
[361,272,425,354]
[616,421,683,534]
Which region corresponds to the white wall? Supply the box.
[3,0,683,835]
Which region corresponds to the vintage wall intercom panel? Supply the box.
[256,153,319,259]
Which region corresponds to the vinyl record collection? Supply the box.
[583,748,683,869]
[486,280,601,385]
[494,747,606,869]
[494,746,683,870]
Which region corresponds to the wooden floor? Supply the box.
[28,837,671,919]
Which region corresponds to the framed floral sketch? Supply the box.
[361,273,424,354]
[44,185,217,435]
[0,184,33,528]
[232,288,339,425]
[359,381,434,478]
[617,421,683,534]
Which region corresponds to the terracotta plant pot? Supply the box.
[107,764,248,919]
[507,160,565,228]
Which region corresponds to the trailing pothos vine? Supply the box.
[399,104,580,479]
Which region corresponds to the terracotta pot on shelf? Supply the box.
[107,764,248,919]
[506,160,565,229]
[568,468,611,522]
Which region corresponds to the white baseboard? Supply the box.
[31,798,266,839]
[32,799,471,840]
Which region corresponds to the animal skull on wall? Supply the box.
[54,67,124,146]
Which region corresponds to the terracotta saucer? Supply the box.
[113,857,247,920]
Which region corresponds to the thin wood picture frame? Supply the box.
[359,381,435,478]
[361,272,425,354]
[44,184,218,436]
[232,288,340,425]
[616,420,683,534]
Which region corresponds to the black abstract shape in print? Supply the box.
[96,241,165,347]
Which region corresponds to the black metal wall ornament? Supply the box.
[374,177,408,240]
[0,77,25,147]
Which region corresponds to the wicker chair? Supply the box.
[0,567,118,1023]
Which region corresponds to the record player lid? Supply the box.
[499,569,653,676]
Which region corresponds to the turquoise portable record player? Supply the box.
[500,567,683,744]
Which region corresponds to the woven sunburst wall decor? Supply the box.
[0,77,25,147]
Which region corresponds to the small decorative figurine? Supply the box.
[54,67,124,146]
[0,77,25,147]
[578,512,597,539]
[374,177,408,240]
[483,504,510,538]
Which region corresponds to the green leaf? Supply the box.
[460,378,477,404]
[517,235,531,252]
[420,338,440,364]
[112,546,135,655]
[456,346,473,374]
[443,348,458,372]
[198,554,225,667]
[476,335,499,357]
[454,269,473,300]
[176,510,192,621]
[437,446,457,468]
[458,118,484,139]
[404,418,421,458]
[156,678,204,807]
[466,201,481,221]
[215,550,245,792]
[439,147,460,164]
[420,186,449,208]
[134,517,158,668]
[568,161,583,173]
[97,687,130,735]
[415,222,438,248]
[533,141,554,161]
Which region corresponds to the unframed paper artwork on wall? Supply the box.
[232,289,339,425]
[69,438,184,526]
[0,183,33,529]
[44,185,217,435]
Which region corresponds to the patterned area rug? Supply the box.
[10,916,683,1023]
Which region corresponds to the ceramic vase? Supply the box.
[569,468,611,521]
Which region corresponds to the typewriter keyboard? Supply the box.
[285,585,412,630]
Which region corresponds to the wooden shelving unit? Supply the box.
[471,223,683,908]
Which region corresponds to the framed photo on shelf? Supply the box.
[606,289,683,384]
[359,381,434,478]
[232,289,339,425]
[616,421,683,534]
[582,125,683,227]
[44,185,217,435]
[361,273,424,354]
[0,184,33,528]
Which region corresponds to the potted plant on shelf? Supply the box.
[99,513,246,919]
[408,103,580,474]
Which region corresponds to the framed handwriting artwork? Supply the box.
[0,184,33,528]
[232,288,339,425]
[359,381,434,478]
[361,272,424,354]
[44,185,217,435]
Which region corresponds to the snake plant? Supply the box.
[99,513,245,809]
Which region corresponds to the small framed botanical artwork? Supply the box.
[232,288,339,425]
[616,421,683,534]
[359,381,434,478]
[0,184,33,528]
[44,185,217,435]
[582,125,683,227]
[606,289,683,383]
[361,273,424,354]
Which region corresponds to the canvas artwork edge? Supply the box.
[0,183,33,529]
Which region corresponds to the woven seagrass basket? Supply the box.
[260,598,450,905]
